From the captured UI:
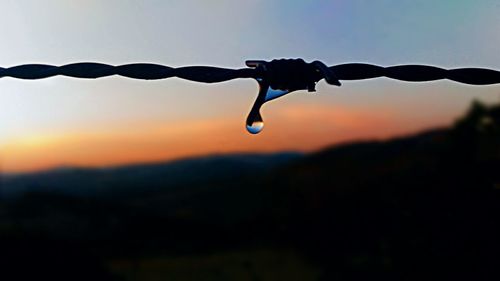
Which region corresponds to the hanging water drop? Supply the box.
[246,111,264,134]
[246,120,264,134]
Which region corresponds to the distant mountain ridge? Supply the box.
[1,152,302,198]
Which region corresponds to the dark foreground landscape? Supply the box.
[1,101,499,281]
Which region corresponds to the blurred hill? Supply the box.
[264,101,500,280]
[0,101,499,281]
[1,152,302,198]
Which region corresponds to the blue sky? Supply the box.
[1,0,499,172]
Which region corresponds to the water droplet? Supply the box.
[246,112,264,134]
[246,120,264,134]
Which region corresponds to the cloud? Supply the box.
[1,103,418,173]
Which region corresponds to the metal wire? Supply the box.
[0,63,257,82]
[0,62,499,85]
[331,64,500,85]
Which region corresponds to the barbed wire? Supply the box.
[1,62,499,85]
[2,59,499,134]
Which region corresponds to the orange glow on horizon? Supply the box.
[1,104,451,174]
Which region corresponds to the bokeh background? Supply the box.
[1,1,499,281]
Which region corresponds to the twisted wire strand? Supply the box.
[330,63,500,85]
[0,63,257,83]
[0,62,499,86]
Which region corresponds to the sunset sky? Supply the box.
[1,0,499,173]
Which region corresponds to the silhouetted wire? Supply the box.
[0,62,499,85]
[330,64,500,85]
